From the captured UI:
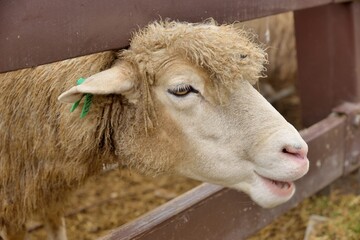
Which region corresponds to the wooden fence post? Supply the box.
[294,1,360,127]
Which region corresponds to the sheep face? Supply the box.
[59,57,308,208]
[153,60,309,208]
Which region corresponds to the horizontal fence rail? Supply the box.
[0,0,344,73]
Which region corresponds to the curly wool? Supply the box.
[122,20,267,86]
[121,20,267,130]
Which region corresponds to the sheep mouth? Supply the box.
[255,172,294,197]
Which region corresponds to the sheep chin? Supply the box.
[230,175,296,208]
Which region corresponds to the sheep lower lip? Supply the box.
[257,174,294,197]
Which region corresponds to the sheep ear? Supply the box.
[58,61,135,103]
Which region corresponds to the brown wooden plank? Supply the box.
[0,0,333,73]
[101,114,346,240]
[333,103,360,174]
[294,2,360,127]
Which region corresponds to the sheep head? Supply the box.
[59,20,309,208]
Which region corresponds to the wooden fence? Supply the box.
[1,0,360,239]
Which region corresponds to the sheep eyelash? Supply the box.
[167,84,199,97]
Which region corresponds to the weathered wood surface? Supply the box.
[295,2,360,126]
[0,0,333,73]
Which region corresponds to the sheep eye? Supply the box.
[168,85,199,97]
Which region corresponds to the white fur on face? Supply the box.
[154,61,309,208]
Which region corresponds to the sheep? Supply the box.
[0,19,309,240]
[239,12,300,127]
[243,12,296,87]
[236,13,296,97]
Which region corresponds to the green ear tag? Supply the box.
[70,98,82,112]
[80,94,93,118]
[70,78,93,118]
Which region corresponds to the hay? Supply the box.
[250,187,360,239]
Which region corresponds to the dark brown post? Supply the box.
[294,2,360,127]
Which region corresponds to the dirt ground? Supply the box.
[28,169,200,239]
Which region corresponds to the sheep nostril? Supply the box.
[282,145,308,160]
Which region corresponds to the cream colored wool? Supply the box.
[241,12,296,86]
[120,20,267,130]
[0,20,266,231]
[0,52,117,229]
